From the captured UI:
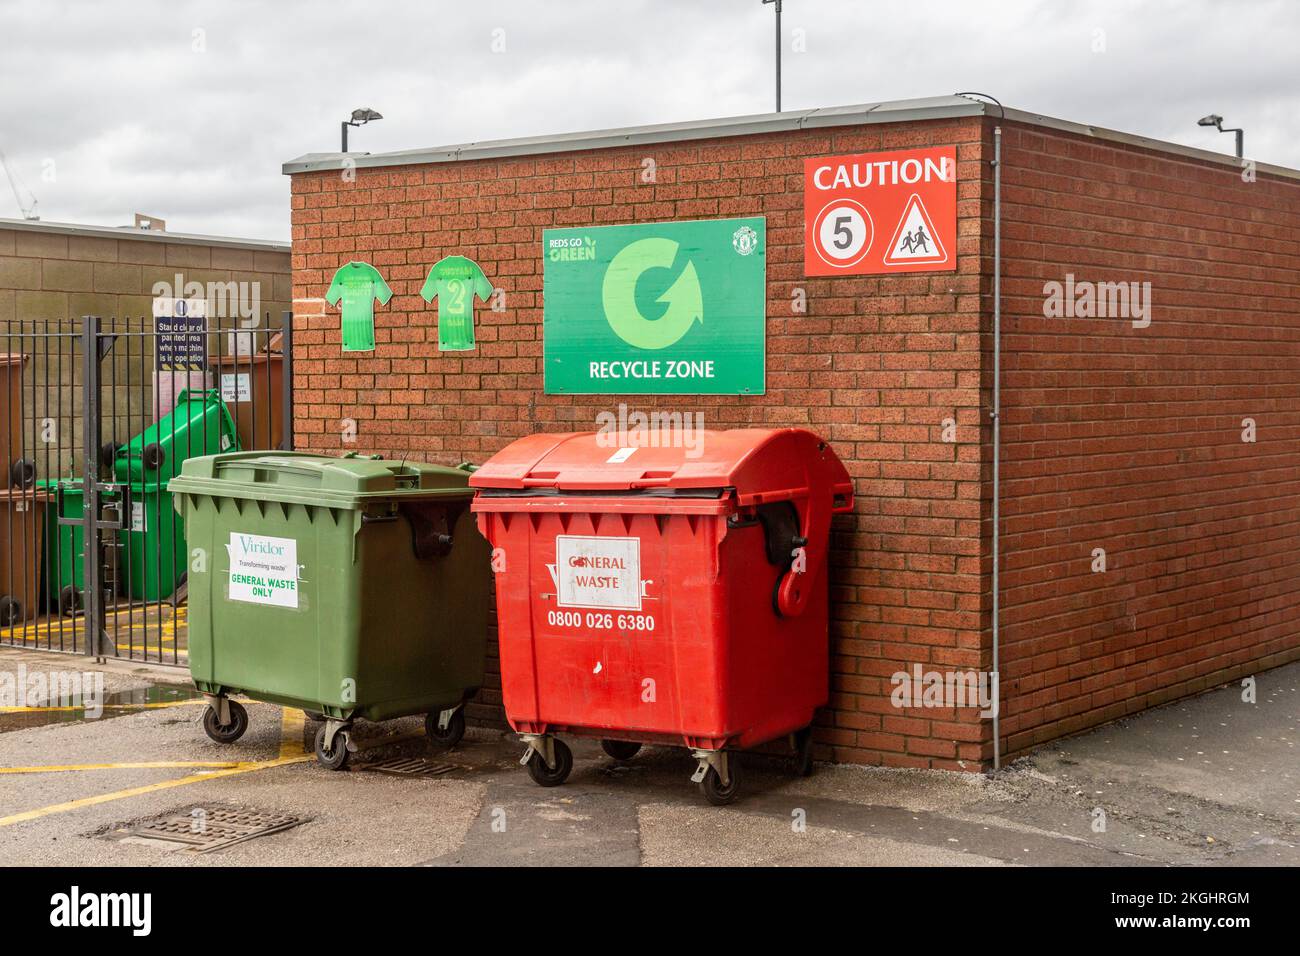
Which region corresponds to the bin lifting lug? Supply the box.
[519,733,556,770]
[690,749,731,787]
[776,491,833,618]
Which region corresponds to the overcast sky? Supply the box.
[0,0,1291,242]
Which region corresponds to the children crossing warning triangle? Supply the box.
[883,193,948,266]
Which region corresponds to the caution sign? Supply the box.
[883,194,947,266]
[804,146,956,276]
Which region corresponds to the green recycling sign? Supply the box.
[543,218,766,394]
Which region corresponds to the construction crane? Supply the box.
[0,150,39,220]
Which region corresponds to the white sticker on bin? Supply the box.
[554,535,641,611]
[606,447,637,464]
[228,532,299,608]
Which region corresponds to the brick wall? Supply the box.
[994,122,1300,756]
[289,117,991,770]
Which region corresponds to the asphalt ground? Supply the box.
[1,647,1295,866]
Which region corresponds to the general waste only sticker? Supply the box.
[228,532,299,608]
[553,535,641,611]
[803,146,956,276]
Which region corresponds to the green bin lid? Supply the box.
[168,451,474,509]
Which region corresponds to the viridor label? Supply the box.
[228,532,299,608]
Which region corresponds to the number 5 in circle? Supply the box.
[812,199,873,269]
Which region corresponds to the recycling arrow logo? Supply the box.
[600,237,702,350]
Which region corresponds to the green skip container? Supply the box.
[169,451,491,769]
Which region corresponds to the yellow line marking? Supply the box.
[0,761,243,774]
[279,707,306,758]
[0,700,204,713]
[0,753,314,827]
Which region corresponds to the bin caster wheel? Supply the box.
[0,596,21,626]
[314,726,351,770]
[526,739,573,788]
[699,759,741,806]
[600,739,642,761]
[793,727,815,778]
[59,586,84,617]
[425,708,466,749]
[302,710,325,722]
[202,700,248,744]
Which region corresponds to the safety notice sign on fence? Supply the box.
[803,146,957,276]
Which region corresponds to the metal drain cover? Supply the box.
[114,806,306,854]
[357,756,459,778]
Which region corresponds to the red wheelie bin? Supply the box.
[470,428,854,805]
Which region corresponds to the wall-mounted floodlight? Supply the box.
[342,108,383,153]
[1197,113,1243,158]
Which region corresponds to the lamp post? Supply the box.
[761,0,782,113]
[341,108,383,153]
[1197,113,1243,159]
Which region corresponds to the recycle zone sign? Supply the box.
[543,217,766,395]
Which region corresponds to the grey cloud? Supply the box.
[0,0,1290,241]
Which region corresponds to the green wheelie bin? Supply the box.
[115,387,238,483]
[38,477,188,609]
[36,479,86,614]
[169,451,492,769]
[119,479,188,601]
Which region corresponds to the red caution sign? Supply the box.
[803,146,957,276]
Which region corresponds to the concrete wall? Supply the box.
[0,224,290,477]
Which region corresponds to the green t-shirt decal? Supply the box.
[420,256,493,351]
[326,261,392,352]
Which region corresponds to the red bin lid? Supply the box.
[469,428,854,508]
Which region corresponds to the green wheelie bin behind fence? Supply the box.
[170,451,491,723]
[36,479,84,610]
[120,480,188,601]
[115,388,239,483]
[38,478,188,606]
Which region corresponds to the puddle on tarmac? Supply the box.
[0,683,201,732]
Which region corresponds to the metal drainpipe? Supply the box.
[991,124,1003,770]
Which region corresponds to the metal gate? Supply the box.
[0,312,293,664]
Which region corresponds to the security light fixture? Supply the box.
[342,107,383,153]
[1197,113,1243,158]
